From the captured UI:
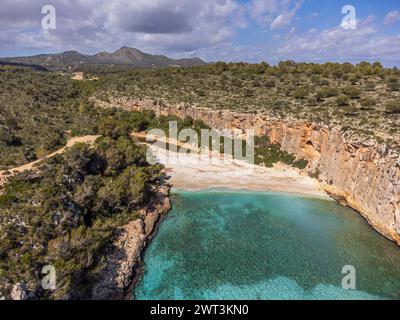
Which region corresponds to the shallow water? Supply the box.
[134,190,400,300]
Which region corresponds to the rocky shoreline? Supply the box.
[5,149,172,300]
[91,184,171,300]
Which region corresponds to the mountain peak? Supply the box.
[62,50,82,56]
[1,47,206,70]
[114,46,143,54]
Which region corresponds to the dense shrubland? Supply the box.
[2,61,398,170]
[254,137,308,169]
[0,118,165,299]
[95,61,400,146]
[0,66,101,169]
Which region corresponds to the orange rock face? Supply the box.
[268,122,400,245]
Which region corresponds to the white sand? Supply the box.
[1,132,329,199]
[146,140,329,198]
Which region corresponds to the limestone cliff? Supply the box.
[92,185,171,300]
[95,97,400,245]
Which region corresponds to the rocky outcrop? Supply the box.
[10,283,28,300]
[96,97,400,245]
[92,185,171,300]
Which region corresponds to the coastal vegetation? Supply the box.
[0,66,101,169]
[0,68,309,298]
[2,60,399,171]
[0,60,398,299]
[95,61,400,147]
[254,137,308,169]
[0,118,165,299]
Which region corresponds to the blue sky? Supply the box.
[0,0,399,66]
[236,0,398,45]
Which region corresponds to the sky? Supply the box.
[0,0,399,66]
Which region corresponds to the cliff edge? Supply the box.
[96,97,400,245]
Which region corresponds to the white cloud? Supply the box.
[101,0,243,53]
[0,0,399,66]
[0,0,244,56]
[384,10,400,25]
[249,0,302,29]
[274,24,400,64]
[211,23,400,66]
[308,12,319,20]
[362,15,375,26]
[270,1,302,29]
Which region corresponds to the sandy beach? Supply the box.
[1,132,329,199]
[145,138,329,199]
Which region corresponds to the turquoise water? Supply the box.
[135,190,400,300]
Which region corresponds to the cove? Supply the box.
[134,190,400,300]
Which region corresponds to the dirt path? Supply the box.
[136,132,329,198]
[0,135,100,186]
[0,133,149,186]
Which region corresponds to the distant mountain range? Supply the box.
[0,47,206,71]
